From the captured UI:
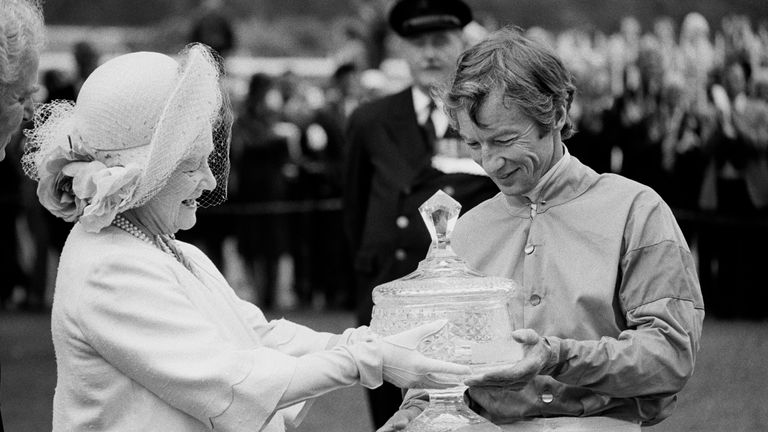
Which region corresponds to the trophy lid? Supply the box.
[372,190,514,305]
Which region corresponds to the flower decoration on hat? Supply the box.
[28,115,144,231]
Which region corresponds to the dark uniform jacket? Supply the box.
[343,87,498,324]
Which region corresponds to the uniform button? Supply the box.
[396,216,409,229]
[403,186,412,195]
[530,294,541,306]
[395,249,407,261]
[540,392,554,404]
[442,186,455,196]
[524,244,535,254]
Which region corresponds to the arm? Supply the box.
[544,238,704,397]
[77,257,467,431]
[76,255,299,431]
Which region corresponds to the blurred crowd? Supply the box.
[528,13,768,319]
[1,10,767,319]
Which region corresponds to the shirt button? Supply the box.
[540,392,554,404]
[442,186,455,196]
[524,244,535,254]
[396,216,409,229]
[530,294,541,306]
[395,249,407,261]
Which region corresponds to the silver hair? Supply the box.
[0,0,45,91]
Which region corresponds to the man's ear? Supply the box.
[553,105,567,130]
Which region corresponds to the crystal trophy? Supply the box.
[370,190,523,432]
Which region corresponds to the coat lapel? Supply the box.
[381,88,434,187]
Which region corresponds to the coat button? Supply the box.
[530,294,541,306]
[442,186,455,196]
[396,216,409,229]
[524,244,535,254]
[540,391,554,403]
[395,249,407,261]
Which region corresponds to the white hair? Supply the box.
[0,0,44,91]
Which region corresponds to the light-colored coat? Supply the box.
[52,223,332,431]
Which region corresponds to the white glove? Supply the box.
[380,319,471,389]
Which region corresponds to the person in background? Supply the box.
[0,126,26,311]
[343,0,498,427]
[0,0,44,429]
[698,57,768,319]
[229,73,294,309]
[383,27,703,432]
[297,65,357,310]
[189,0,236,59]
[72,41,99,95]
[22,45,470,432]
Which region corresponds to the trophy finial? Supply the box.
[419,190,461,249]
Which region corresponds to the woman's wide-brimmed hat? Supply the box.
[23,44,231,232]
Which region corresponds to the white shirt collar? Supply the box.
[411,87,449,138]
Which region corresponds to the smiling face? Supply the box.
[457,87,564,197]
[401,29,465,93]
[0,51,39,160]
[138,129,217,234]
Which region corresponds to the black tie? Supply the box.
[422,100,437,151]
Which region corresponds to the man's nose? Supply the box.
[421,42,440,59]
[481,146,504,172]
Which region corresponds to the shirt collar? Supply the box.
[412,86,432,123]
[503,145,598,215]
[411,86,449,138]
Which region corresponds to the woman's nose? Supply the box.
[201,160,217,191]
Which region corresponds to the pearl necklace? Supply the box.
[112,214,152,244]
[112,214,189,269]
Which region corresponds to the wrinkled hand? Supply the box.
[381,319,471,389]
[376,405,423,432]
[464,329,553,390]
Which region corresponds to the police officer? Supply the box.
[342,0,498,427]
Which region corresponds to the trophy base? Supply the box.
[403,391,501,432]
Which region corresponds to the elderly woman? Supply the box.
[0,0,43,160]
[22,45,469,432]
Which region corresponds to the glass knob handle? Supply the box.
[419,190,461,250]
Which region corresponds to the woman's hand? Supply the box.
[380,320,471,389]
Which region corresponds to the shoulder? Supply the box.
[586,172,669,213]
[349,88,410,125]
[593,175,688,251]
[597,173,669,212]
[59,225,182,290]
[61,224,158,265]
[55,225,184,320]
